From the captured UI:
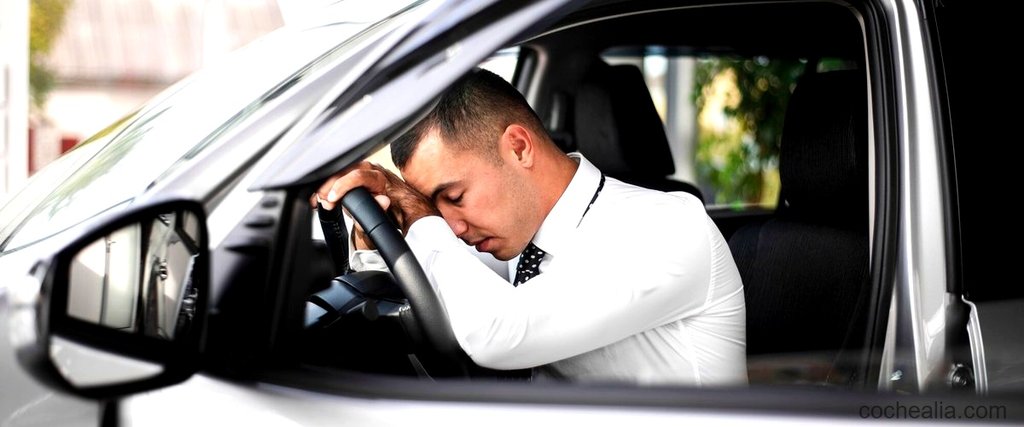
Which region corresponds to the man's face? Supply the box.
[401,131,535,261]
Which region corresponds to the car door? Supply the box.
[127,0,1024,424]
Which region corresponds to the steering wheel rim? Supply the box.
[340,187,463,361]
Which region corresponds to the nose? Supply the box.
[439,206,468,237]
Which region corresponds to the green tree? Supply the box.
[29,0,72,109]
[693,57,803,207]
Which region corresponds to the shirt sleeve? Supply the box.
[404,196,714,370]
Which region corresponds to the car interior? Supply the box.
[284,0,875,390]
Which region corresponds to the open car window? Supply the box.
[287,0,880,389]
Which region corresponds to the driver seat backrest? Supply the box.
[557,60,704,203]
[728,70,870,385]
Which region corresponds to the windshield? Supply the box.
[0,1,423,253]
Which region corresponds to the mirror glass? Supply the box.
[67,210,202,340]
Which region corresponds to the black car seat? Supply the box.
[552,60,704,203]
[728,70,871,385]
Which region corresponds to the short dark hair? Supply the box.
[391,68,546,168]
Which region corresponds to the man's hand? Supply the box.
[309,163,440,249]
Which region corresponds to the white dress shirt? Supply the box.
[353,154,746,386]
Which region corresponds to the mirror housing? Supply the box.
[12,200,208,398]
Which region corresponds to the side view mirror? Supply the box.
[11,200,208,398]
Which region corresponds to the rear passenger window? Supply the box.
[603,49,851,210]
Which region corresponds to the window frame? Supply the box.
[239,0,1012,417]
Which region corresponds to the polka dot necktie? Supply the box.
[513,242,546,286]
[510,173,604,287]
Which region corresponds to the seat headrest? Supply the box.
[778,70,868,225]
[573,61,675,176]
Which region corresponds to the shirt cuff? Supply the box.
[350,249,388,271]
[347,217,389,272]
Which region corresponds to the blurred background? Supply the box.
[1,0,297,202]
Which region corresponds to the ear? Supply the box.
[500,124,535,168]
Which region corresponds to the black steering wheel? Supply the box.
[339,187,465,368]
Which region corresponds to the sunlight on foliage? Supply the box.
[693,57,802,208]
[29,0,71,109]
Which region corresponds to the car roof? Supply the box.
[535,1,863,59]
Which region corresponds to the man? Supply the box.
[314,68,746,385]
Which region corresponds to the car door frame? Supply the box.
[253,0,922,407]
[121,0,1024,423]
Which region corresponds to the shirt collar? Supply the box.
[530,153,602,257]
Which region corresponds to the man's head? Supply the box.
[392,68,576,261]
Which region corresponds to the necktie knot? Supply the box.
[514,242,546,286]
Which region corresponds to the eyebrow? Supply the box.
[430,180,461,202]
